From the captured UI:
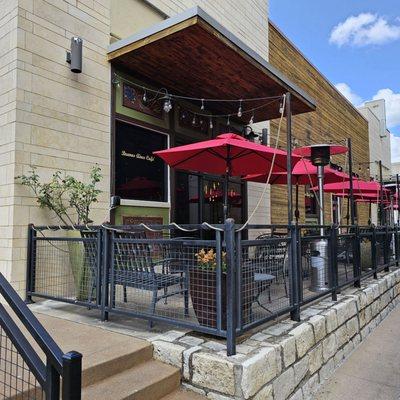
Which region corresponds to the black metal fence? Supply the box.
[26,222,400,355]
[0,273,82,399]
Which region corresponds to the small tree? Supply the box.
[15,166,102,225]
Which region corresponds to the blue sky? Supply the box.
[270,0,400,161]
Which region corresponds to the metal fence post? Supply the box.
[395,225,400,267]
[62,351,82,400]
[290,225,300,322]
[25,224,35,304]
[329,225,338,301]
[353,226,361,288]
[95,229,103,307]
[225,218,236,356]
[372,226,377,279]
[101,227,110,321]
[46,361,60,400]
[384,226,390,272]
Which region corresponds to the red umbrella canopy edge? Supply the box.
[154,133,299,177]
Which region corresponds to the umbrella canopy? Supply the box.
[154,133,296,177]
[154,133,297,221]
[314,179,383,194]
[292,144,348,158]
[244,159,350,185]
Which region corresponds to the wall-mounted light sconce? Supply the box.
[66,37,83,73]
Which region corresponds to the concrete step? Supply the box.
[82,359,180,400]
[161,389,206,399]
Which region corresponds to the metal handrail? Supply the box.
[0,273,82,399]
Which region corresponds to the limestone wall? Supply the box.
[0,0,20,287]
[4,0,111,295]
[150,269,400,399]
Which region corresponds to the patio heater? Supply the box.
[293,144,348,292]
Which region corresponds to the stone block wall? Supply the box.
[149,269,400,399]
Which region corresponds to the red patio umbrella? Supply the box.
[244,159,349,222]
[319,179,382,194]
[154,133,297,220]
[244,159,349,186]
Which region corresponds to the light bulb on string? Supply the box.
[249,113,254,125]
[142,90,147,103]
[201,99,205,111]
[237,100,243,117]
[192,115,196,126]
[209,117,213,130]
[227,115,230,126]
[279,99,284,114]
[163,96,172,113]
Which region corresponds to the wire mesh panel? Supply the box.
[31,229,100,307]
[109,229,225,332]
[0,326,44,400]
[376,230,387,269]
[336,233,355,286]
[359,230,374,277]
[239,230,291,327]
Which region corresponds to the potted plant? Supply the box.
[189,248,254,329]
[16,166,102,301]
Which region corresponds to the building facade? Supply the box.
[1,0,278,294]
[268,22,370,225]
[358,99,391,224]
[0,0,372,296]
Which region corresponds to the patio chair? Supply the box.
[252,234,288,312]
[112,231,189,327]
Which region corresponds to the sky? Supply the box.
[270,0,400,162]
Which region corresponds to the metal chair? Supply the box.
[252,234,289,312]
[112,231,189,327]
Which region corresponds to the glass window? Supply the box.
[115,121,168,202]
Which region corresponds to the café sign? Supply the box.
[121,150,155,162]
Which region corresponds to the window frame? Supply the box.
[114,115,171,207]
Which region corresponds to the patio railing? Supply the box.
[26,221,400,355]
[0,273,82,399]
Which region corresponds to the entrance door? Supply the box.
[175,172,244,225]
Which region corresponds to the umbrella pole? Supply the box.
[295,183,299,223]
[223,173,228,222]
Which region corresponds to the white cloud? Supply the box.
[330,13,400,47]
[335,83,363,105]
[390,133,400,163]
[372,89,400,129]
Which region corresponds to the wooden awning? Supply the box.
[108,7,316,122]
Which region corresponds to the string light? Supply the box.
[279,100,284,114]
[249,113,254,125]
[237,100,243,117]
[209,117,213,129]
[163,96,172,113]
[113,73,282,104]
[192,115,196,126]
[112,73,283,121]
[227,115,230,126]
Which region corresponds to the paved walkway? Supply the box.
[314,305,400,400]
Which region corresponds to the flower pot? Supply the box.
[189,267,254,329]
[66,230,95,302]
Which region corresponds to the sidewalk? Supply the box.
[314,305,400,400]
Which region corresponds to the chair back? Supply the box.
[114,231,154,273]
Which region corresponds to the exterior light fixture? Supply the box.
[66,37,83,73]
